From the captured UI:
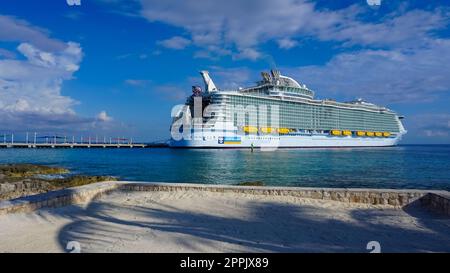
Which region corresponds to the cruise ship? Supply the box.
[169,70,406,148]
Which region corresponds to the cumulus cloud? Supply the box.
[277,38,298,49]
[96,0,450,102]
[96,111,113,122]
[0,42,82,116]
[320,9,449,48]
[202,66,255,90]
[0,15,108,133]
[0,42,82,114]
[135,0,449,60]
[287,39,450,104]
[139,0,326,58]
[0,15,67,51]
[157,36,191,50]
[407,113,450,140]
[130,1,450,108]
[232,48,261,61]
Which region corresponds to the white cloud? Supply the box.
[138,0,336,59]
[125,79,151,87]
[232,48,261,61]
[321,9,449,48]
[0,42,82,115]
[424,130,448,137]
[154,85,188,101]
[96,111,113,122]
[0,48,16,59]
[0,15,67,51]
[157,36,191,50]
[0,15,98,132]
[136,0,449,60]
[286,39,450,104]
[100,0,449,103]
[277,38,298,49]
[203,66,254,90]
[407,113,450,139]
[0,111,94,132]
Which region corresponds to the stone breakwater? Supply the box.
[0,164,117,200]
[0,181,449,216]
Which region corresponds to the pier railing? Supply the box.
[0,133,146,148]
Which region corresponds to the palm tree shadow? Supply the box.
[50,191,450,253]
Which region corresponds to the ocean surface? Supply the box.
[1,145,449,190]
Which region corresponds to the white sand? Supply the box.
[0,190,449,253]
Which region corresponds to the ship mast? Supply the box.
[199,71,218,93]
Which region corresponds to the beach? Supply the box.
[1,187,449,253]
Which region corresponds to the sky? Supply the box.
[0,0,449,144]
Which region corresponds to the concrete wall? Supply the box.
[120,183,431,207]
[0,182,119,215]
[420,192,450,216]
[0,180,52,200]
[0,181,449,216]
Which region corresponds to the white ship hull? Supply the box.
[169,133,403,148]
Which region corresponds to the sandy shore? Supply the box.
[0,189,449,252]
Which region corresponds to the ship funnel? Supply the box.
[270,69,280,79]
[261,72,271,83]
[199,71,218,93]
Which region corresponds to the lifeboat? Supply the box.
[356,131,366,137]
[383,132,391,137]
[243,126,258,133]
[277,128,290,134]
[330,130,342,136]
[366,132,374,137]
[260,127,274,134]
[375,132,383,137]
[342,130,352,136]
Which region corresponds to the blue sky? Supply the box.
[0,0,449,143]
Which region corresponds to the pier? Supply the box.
[0,133,148,148]
[0,143,146,148]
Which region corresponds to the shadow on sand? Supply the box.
[38,190,450,253]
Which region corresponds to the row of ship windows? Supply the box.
[222,107,395,117]
[222,116,396,127]
[227,120,398,128]
[227,120,399,132]
[225,115,399,121]
[217,97,384,115]
[224,116,398,126]
[224,116,398,125]
[222,107,395,118]
[236,126,399,132]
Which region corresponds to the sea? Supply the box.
[1,145,449,190]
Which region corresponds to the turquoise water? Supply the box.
[1,145,449,190]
